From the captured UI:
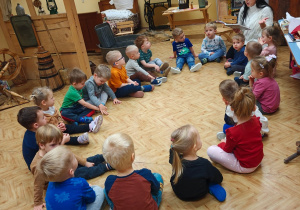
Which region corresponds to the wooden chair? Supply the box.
[116,21,134,36]
[216,15,237,43]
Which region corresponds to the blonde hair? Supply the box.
[232,34,245,43]
[170,125,200,184]
[262,22,281,46]
[125,45,138,57]
[230,87,256,119]
[37,146,75,182]
[94,64,111,79]
[246,41,262,58]
[251,56,276,78]
[205,22,217,30]
[172,28,183,38]
[106,50,122,66]
[36,124,63,146]
[135,35,148,49]
[69,68,87,84]
[102,133,134,171]
[31,86,52,106]
[219,79,239,102]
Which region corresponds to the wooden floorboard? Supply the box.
[1,25,300,209]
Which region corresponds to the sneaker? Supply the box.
[170,67,181,74]
[163,66,171,77]
[77,132,89,144]
[160,62,169,71]
[190,63,202,72]
[89,115,103,133]
[200,58,208,64]
[142,85,154,92]
[156,77,167,83]
[209,184,226,202]
[217,132,226,140]
[233,71,242,77]
[150,79,162,86]
[214,57,221,63]
[79,116,93,124]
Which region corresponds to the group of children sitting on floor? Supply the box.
[16,20,282,209]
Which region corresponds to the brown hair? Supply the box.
[31,86,52,106]
[170,125,200,184]
[172,28,183,38]
[36,124,63,146]
[230,87,256,120]
[246,41,262,58]
[17,106,42,129]
[69,68,87,84]
[262,22,281,46]
[251,56,276,78]
[94,64,111,79]
[135,35,148,49]
[219,79,239,102]
[232,34,245,43]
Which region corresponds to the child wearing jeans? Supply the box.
[170,28,202,74]
[224,34,248,76]
[249,55,280,114]
[126,45,165,85]
[60,68,100,123]
[135,35,171,77]
[103,133,164,209]
[207,87,264,173]
[217,80,269,140]
[198,22,227,64]
[169,125,226,202]
[83,64,122,115]
[31,87,103,143]
[106,50,154,98]
[37,146,105,210]
[30,124,113,209]
[234,41,262,86]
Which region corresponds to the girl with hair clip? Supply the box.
[169,125,226,202]
[249,56,280,114]
[207,87,264,174]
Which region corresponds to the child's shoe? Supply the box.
[79,116,93,124]
[77,132,89,144]
[217,132,226,140]
[190,63,202,72]
[226,68,234,76]
[233,71,242,77]
[209,183,226,202]
[160,62,169,71]
[151,78,162,86]
[214,57,221,63]
[163,66,171,77]
[142,85,154,92]
[89,115,103,133]
[200,58,208,64]
[170,67,181,74]
[156,77,167,83]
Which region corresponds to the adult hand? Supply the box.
[259,17,268,25]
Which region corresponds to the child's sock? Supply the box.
[89,115,103,133]
[79,116,93,123]
[77,132,89,144]
[208,183,226,202]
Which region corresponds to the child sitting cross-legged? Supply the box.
[37,146,105,210]
[135,35,171,78]
[106,50,154,98]
[170,28,202,74]
[234,41,262,86]
[103,133,164,209]
[83,64,122,115]
[30,124,113,210]
[169,125,226,202]
[125,45,165,85]
[224,34,248,76]
[60,68,100,123]
[198,22,227,64]
[207,87,264,173]
[31,87,103,144]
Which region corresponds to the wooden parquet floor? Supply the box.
[1,25,300,209]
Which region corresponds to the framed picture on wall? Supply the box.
[231,0,243,9]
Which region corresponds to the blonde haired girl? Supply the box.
[169,125,226,202]
[207,87,264,173]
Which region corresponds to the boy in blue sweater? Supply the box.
[224,34,248,76]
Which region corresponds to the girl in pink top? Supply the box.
[258,23,281,76]
[249,55,280,114]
